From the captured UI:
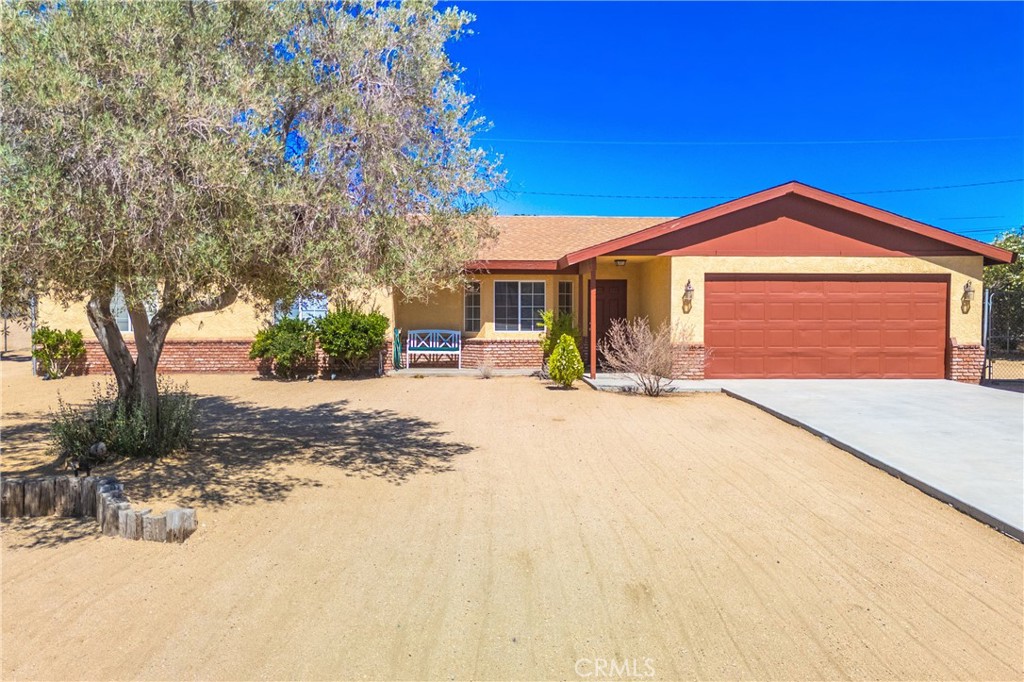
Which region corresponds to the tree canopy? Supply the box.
[1,0,501,411]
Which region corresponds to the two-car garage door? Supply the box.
[704,275,948,379]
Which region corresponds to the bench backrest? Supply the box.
[407,329,461,352]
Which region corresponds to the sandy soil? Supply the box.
[2,354,1022,681]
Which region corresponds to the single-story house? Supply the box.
[36,181,1016,382]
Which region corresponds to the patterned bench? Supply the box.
[404,329,462,369]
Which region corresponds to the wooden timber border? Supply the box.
[0,474,197,543]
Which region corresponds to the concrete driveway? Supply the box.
[716,379,1024,540]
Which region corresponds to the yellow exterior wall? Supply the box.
[34,254,984,348]
[35,287,397,341]
[668,255,985,345]
[636,257,672,330]
[397,273,586,341]
[36,297,268,341]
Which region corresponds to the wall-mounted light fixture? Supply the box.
[614,259,627,267]
[961,281,975,314]
[682,279,695,313]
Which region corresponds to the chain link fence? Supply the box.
[983,288,1024,384]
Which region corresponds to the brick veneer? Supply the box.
[947,338,985,384]
[55,340,260,376]
[670,344,707,380]
[396,337,543,371]
[463,338,543,369]
[51,339,394,377]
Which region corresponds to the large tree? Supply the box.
[1,1,501,417]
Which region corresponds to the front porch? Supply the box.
[390,255,690,377]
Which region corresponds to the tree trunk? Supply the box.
[86,293,135,401]
[85,286,238,416]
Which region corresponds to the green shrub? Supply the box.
[538,310,581,359]
[51,380,197,462]
[547,333,584,388]
[31,326,86,379]
[249,317,317,378]
[315,307,389,376]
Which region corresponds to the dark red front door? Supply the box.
[596,280,628,351]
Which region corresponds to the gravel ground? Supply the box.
[2,354,1022,681]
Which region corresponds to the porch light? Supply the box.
[961,281,975,313]
[614,259,627,267]
[682,279,695,313]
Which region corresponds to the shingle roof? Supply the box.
[476,216,672,262]
[472,182,1016,268]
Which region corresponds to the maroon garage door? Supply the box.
[704,275,948,379]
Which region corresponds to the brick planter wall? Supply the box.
[462,338,543,370]
[391,337,541,371]
[52,340,260,376]
[670,344,707,380]
[947,339,984,384]
[51,339,394,377]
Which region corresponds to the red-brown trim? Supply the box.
[704,273,950,282]
[558,181,1016,268]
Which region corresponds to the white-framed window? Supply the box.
[494,281,545,332]
[276,293,329,322]
[557,281,574,317]
[111,289,133,332]
[464,281,481,333]
[110,288,157,333]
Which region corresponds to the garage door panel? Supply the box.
[825,302,854,321]
[853,329,881,346]
[737,280,767,294]
[885,302,912,320]
[794,329,824,347]
[855,302,883,321]
[854,355,883,375]
[765,329,794,348]
[737,302,765,321]
[767,302,794,318]
[797,302,825,321]
[737,329,765,348]
[793,356,824,376]
[882,329,912,348]
[705,277,947,379]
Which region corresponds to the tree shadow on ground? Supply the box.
[1,516,99,550]
[4,395,475,523]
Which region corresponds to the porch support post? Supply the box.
[588,258,597,379]
[577,270,584,331]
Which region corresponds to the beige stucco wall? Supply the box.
[668,255,985,345]
[34,287,397,341]
[36,297,269,341]
[400,274,583,341]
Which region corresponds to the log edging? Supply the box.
[0,475,197,543]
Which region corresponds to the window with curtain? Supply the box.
[494,281,546,332]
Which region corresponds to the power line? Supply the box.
[510,178,1024,201]
[480,134,1023,147]
[850,179,1024,195]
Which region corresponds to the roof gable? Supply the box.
[557,182,1015,267]
[612,193,984,259]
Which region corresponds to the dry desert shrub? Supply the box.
[599,317,694,396]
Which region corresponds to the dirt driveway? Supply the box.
[2,356,1022,680]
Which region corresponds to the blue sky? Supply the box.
[443,2,1023,242]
